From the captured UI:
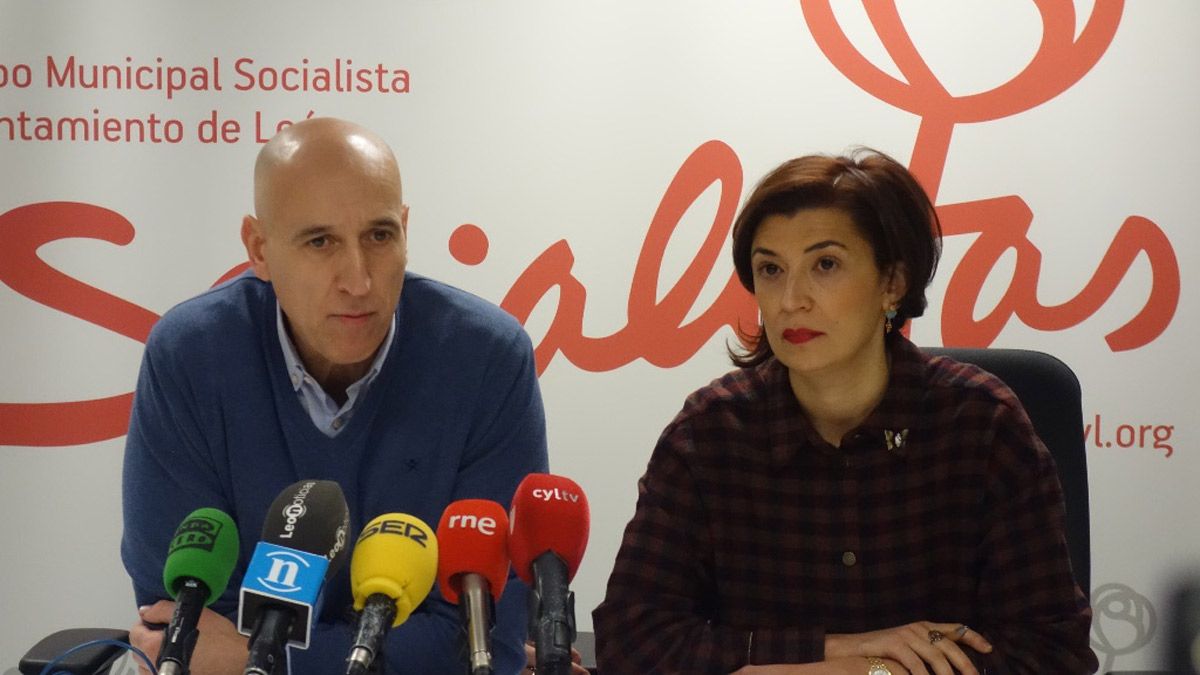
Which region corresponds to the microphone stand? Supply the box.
[461,575,494,675]
[529,552,575,675]
[244,609,292,675]
[346,594,398,675]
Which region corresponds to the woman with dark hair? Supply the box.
[593,150,1097,674]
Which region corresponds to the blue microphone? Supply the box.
[237,480,350,675]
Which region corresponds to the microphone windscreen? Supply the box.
[260,480,351,578]
[436,499,510,604]
[508,474,589,584]
[162,507,240,605]
[350,513,439,626]
[261,475,350,576]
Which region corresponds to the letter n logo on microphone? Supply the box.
[260,550,309,593]
[243,543,327,599]
[238,542,330,648]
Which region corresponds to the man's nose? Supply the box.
[338,244,372,296]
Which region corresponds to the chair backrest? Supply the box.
[924,347,1091,597]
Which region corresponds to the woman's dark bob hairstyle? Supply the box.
[730,148,942,367]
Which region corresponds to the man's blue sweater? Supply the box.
[121,271,549,674]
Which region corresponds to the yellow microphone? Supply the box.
[345,513,439,675]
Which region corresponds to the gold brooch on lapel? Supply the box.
[884,428,909,451]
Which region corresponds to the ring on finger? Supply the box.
[954,624,969,639]
[928,629,945,644]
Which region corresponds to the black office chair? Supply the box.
[924,347,1091,597]
[926,349,1196,674]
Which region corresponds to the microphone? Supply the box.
[437,500,511,675]
[237,480,350,675]
[157,508,240,675]
[345,513,438,675]
[509,474,589,675]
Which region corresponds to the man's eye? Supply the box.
[371,229,394,242]
[308,236,328,249]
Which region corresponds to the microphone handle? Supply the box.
[461,574,494,675]
[157,579,208,675]
[531,552,576,675]
[346,594,398,675]
[244,607,293,675]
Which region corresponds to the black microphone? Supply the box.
[157,508,240,675]
[237,480,350,675]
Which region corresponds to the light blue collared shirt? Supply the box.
[276,303,396,437]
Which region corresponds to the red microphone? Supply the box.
[437,499,510,675]
[509,474,589,675]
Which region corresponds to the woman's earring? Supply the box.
[884,307,898,334]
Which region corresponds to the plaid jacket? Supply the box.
[593,336,1096,674]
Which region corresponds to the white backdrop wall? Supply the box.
[1,1,1196,671]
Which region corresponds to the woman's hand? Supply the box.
[731,658,904,675]
[523,641,590,674]
[825,622,993,675]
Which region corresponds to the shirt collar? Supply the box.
[275,302,396,395]
[855,335,935,456]
[762,334,933,464]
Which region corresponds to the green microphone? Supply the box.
[157,507,240,675]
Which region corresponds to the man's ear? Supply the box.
[400,204,409,236]
[882,261,909,308]
[241,215,271,281]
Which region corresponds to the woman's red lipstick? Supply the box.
[783,328,824,344]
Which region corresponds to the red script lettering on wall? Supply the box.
[0,202,157,445]
[0,202,246,446]
[801,0,1179,348]
[451,141,758,376]
[2,1,1181,446]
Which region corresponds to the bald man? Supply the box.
[121,118,549,674]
